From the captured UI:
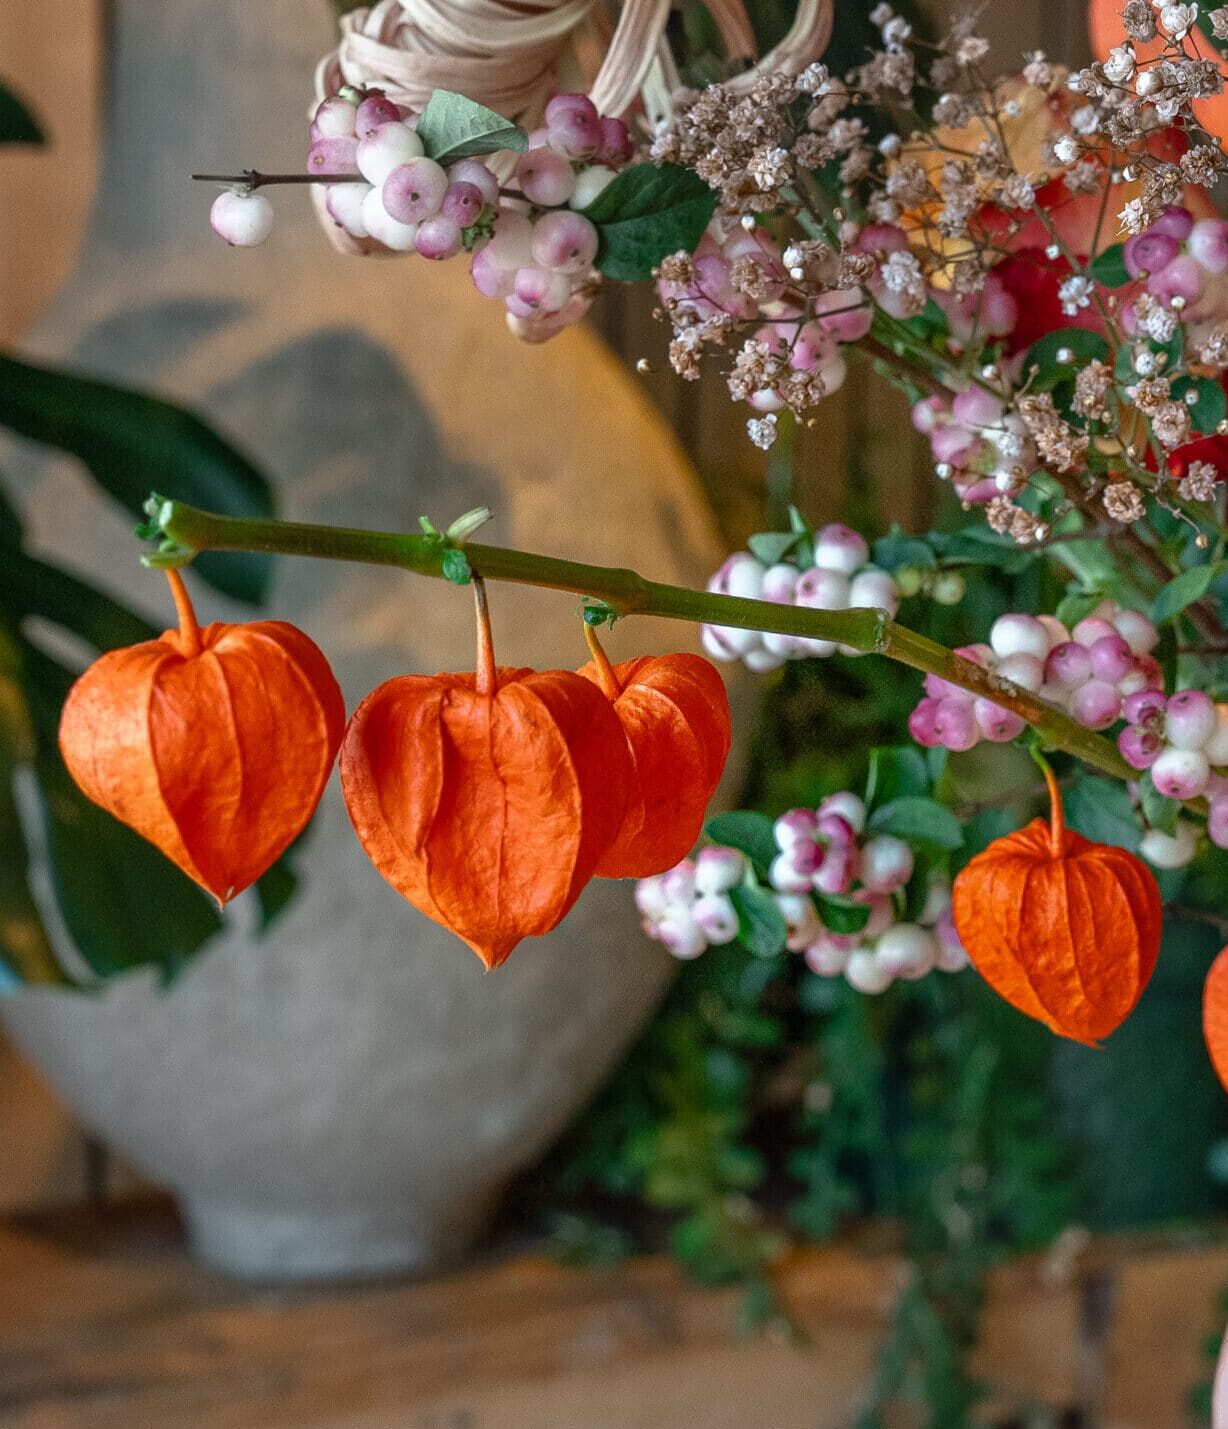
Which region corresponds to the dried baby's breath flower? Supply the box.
[747,415,779,449]
[1102,480,1146,523]
[1179,460,1221,501]
[1073,360,1113,422]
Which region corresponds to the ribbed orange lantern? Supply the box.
[59,570,346,905]
[578,628,731,879]
[340,580,631,969]
[952,762,1162,1044]
[1203,946,1228,1093]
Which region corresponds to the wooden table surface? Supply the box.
[3,1197,1227,1428]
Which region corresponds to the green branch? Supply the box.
[151,498,1137,784]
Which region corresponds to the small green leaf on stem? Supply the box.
[416,90,528,163]
[1151,561,1224,626]
[441,547,471,585]
[729,883,788,957]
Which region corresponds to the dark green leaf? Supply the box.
[0,488,21,547]
[1150,561,1223,626]
[729,883,788,958]
[1139,773,1180,836]
[0,656,68,985]
[1172,376,1227,437]
[872,531,937,572]
[704,810,778,874]
[1065,773,1141,852]
[1055,589,1105,628]
[0,544,157,650]
[868,795,963,849]
[864,745,930,809]
[0,353,274,603]
[1089,244,1130,289]
[583,163,717,282]
[747,531,799,565]
[815,894,872,936]
[1022,328,1111,391]
[416,89,527,163]
[0,83,42,146]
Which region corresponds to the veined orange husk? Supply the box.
[1203,946,1228,1092]
[577,650,731,879]
[340,665,631,969]
[952,768,1162,1044]
[60,618,346,904]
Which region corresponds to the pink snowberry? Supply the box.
[441,180,485,227]
[1165,690,1217,750]
[354,93,402,140]
[383,158,449,224]
[517,148,577,207]
[447,159,500,207]
[531,210,599,274]
[415,215,463,260]
[308,137,360,177]
[596,116,633,166]
[312,95,359,140]
[544,93,601,158]
[1069,679,1121,730]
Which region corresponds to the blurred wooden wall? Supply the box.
[0,0,1088,1211]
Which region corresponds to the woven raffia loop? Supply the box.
[314,0,834,130]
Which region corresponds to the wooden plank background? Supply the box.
[0,0,1089,1211]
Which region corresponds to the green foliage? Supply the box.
[416,89,527,163]
[583,164,718,282]
[0,353,274,603]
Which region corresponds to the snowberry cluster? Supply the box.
[659,223,868,428]
[909,602,1161,753]
[700,525,900,674]
[912,385,1037,507]
[1116,688,1228,865]
[636,791,968,994]
[209,87,633,342]
[1121,207,1228,344]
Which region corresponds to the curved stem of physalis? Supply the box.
[583,622,623,700]
[165,568,202,658]
[473,574,497,697]
[1031,746,1066,858]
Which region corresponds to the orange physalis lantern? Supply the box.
[340,578,631,969]
[59,569,346,904]
[1203,947,1228,1093]
[952,761,1162,1044]
[578,627,732,879]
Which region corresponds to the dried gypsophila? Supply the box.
[1179,460,1221,501]
[1102,481,1146,523]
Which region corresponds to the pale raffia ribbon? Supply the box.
[313,0,834,131]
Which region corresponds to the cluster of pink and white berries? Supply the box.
[1117,688,1228,864]
[701,526,900,673]
[636,791,967,992]
[1121,206,1228,341]
[909,601,1161,753]
[210,86,633,342]
[912,385,1037,507]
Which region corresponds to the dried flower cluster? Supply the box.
[647,1,1228,543]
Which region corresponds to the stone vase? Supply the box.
[0,0,739,1278]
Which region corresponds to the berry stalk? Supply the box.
[150,497,1137,784]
